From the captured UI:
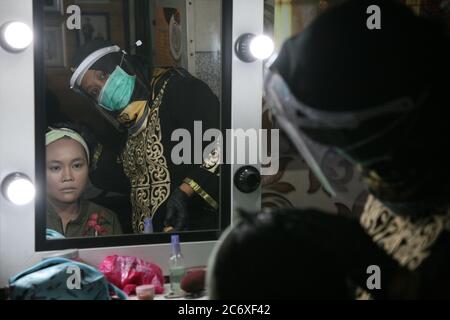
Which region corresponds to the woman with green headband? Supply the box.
[46,126,123,238]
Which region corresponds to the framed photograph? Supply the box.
[77,13,111,46]
[44,24,67,67]
[152,0,192,72]
[44,0,63,13]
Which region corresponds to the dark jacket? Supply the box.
[90,68,220,233]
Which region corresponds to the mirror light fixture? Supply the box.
[235,33,275,63]
[1,173,35,206]
[0,21,33,53]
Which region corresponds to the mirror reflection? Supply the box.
[43,0,222,239]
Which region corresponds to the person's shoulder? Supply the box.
[169,68,215,94]
[152,67,217,102]
[156,67,201,86]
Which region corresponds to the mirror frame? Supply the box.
[34,0,232,251]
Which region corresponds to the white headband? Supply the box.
[46,128,90,163]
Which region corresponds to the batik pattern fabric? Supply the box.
[360,195,450,271]
[122,80,171,233]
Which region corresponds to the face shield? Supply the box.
[263,67,421,200]
[70,45,150,131]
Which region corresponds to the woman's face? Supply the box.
[46,138,89,205]
[81,69,109,100]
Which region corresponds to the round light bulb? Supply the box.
[249,35,275,60]
[2,173,35,206]
[1,21,33,52]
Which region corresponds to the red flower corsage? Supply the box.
[84,212,107,237]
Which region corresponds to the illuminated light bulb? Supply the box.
[0,21,33,52]
[1,173,35,206]
[235,33,275,63]
[249,35,275,60]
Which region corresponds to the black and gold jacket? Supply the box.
[91,68,220,233]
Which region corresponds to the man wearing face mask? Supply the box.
[69,40,220,234]
[263,0,450,298]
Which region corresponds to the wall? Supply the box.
[194,0,222,100]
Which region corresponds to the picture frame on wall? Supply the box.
[76,13,111,46]
[152,0,193,73]
[44,24,67,67]
[44,0,64,13]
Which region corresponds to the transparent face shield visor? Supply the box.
[263,69,420,199]
[70,45,150,131]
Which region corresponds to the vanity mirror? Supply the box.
[34,0,232,250]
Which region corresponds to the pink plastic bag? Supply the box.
[99,255,165,296]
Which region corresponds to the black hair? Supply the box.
[209,207,412,299]
[209,208,359,299]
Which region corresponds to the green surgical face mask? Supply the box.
[98,66,136,111]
